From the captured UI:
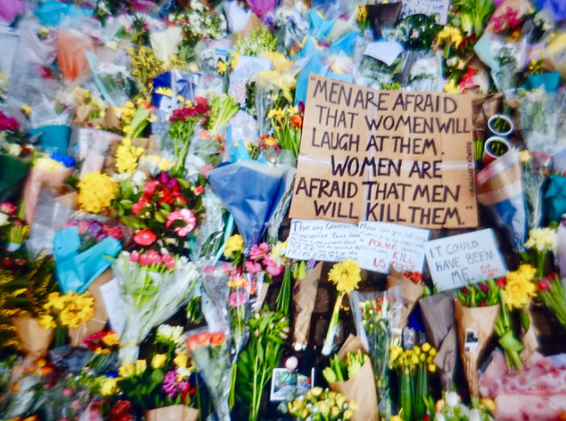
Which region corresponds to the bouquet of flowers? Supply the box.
[113,251,199,363]
[236,307,290,421]
[427,391,494,421]
[268,106,302,158]
[113,171,199,254]
[0,201,29,252]
[186,332,231,421]
[322,260,361,356]
[390,343,437,421]
[83,330,120,374]
[536,273,566,329]
[286,387,359,421]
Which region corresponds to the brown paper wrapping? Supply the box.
[239,13,263,38]
[68,269,114,347]
[454,300,500,397]
[434,325,458,390]
[14,313,54,361]
[328,335,379,421]
[23,166,75,225]
[145,405,200,421]
[520,308,539,362]
[386,267,424,328]
[471,94,503,142]
[292,262,323,350]
[103,136,158,175]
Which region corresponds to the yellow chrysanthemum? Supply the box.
[116,139,145,174]
[77,172,118,214]
[504,265,537,309]
[328,260,361,293]
[224,234,244,258]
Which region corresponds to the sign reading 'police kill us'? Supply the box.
[289,75,478,229]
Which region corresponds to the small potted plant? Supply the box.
[487,114,514,138]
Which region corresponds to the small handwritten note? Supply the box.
[400,0,450,25]
[358,222,429,274]
[425,229,507,291]
[100,278,126,336]
[286,219,359,262]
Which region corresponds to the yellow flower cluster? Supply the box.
[356,5,368,24]
[39,292,95,329]
[525,228,557,253]
[390,343,437,374]
[116,139,145,174]
[435,26,464,47]
[444,79,462,94]
[504,265,537,309]
[261,52,292,73]
[224,234,244,258]
[140,154,173,172]
[78,172,118,214]
[328,260,361,294]
[288,387,358,421]
[100,377,119,396]
[34,156,66,171]
[119,359,147,378]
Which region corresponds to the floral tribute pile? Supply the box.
[0,0,565,420]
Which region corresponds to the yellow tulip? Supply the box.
[135,359,147,375]
[119,363,135,378]
[151,354,167,369]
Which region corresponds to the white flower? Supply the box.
[156,324,184,346]
[435,414,447,421]
[445,391,461,407]
[469,409,482,421]
[4,143,21,156]
[525,228,557,252]
[0,213,8,226]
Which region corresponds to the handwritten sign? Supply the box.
[425,229,507,291]
[100,279,126,336]
[358,222,429,274]
[286,219,359,262]
[288,75,477,229]
[400,0,450,25]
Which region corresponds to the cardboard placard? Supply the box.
[286,219,429,274]
[400,0,450,25]
[289,75,477,229]
[358,221,429,274]
[425,229,507,291]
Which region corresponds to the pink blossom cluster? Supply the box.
[129,250,176,270]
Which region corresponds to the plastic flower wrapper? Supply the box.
[286,387,359,421]
[53,225,122,294]
[517,88,566,155]
[350,288,402,420]
[266,167,296,245]
[405,52,444,93]
[186,331,231,421]
[207,160,291,252]
[322,260,362,356]
[353,39,407,90]
[517,150,549,230]
[536,273,566,329]
[112,251,199,364]
[56,26,95,82]
[476,150,528,252]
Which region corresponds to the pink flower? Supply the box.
[222,263,233,273]
[132,197,149,216]
[166,209,197,237]
[0,202,17,216]
[228,291,246,308]
[130,251,140,263]
[133,229,157,246]
[105,226,123,239]
[166,261,176,270]
[78,220,90,234]
[245,260,262,275]
[538,278,550,292]
[139,253,152,266]
[264,257,283,277]
[63,388,73,397]
[194,185,205,196]
[142,180,159,195]
[249,243,269,260]
[200,164,214,179]
[161,254,173,265]
[204,266,215,274]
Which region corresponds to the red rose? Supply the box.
[133,229,157,247]
[195,103,208,114]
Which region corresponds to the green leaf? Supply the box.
[499,330,524,352]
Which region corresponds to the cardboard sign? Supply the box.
[358,222,429,274]
[286,219,359,262]
[400,0,450,25]
[286,219,429,274]
[289,75,477,229]
[425,229,507,291]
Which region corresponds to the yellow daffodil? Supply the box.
[38,314,56,329]
[217,60,227,74]
[525,228,557,253]
[504,265,537,309]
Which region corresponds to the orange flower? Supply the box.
[210,332,225,346]
[291,115,303,128]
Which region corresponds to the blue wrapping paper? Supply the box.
[207,160,288,250]
[28,125,71,155]
[54,226,122,294]
[524,72,562,93]
[545,174,566,224]
[34,0,92,26]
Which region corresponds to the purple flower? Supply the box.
[228,291,246,308]
[162,370,179,398]
[479,283,489,293]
